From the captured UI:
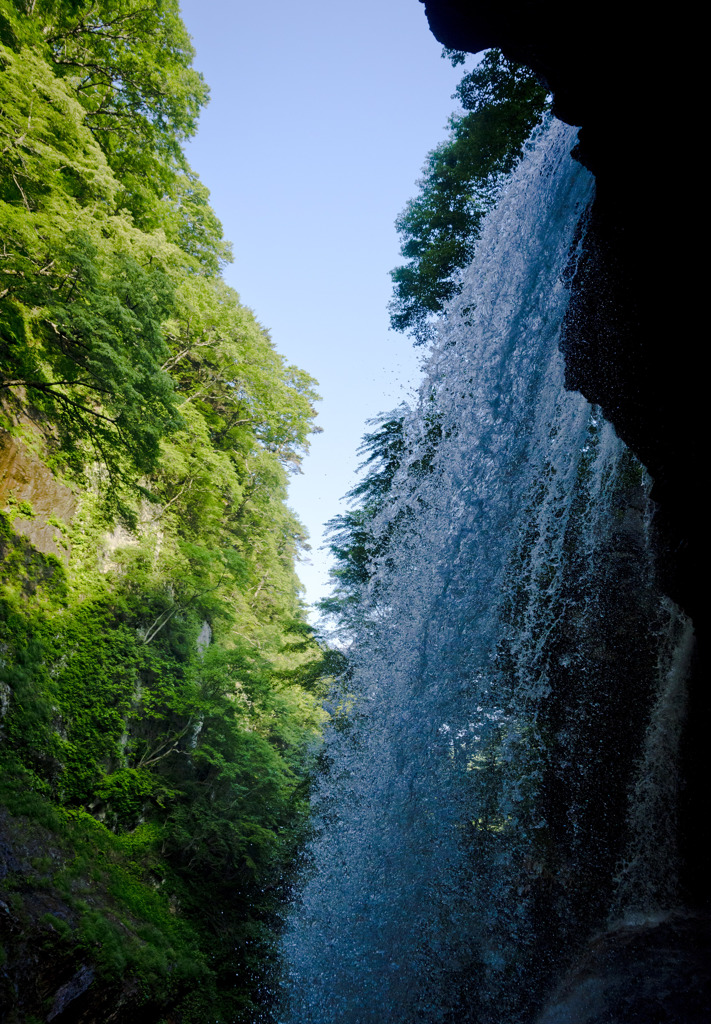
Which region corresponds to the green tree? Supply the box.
[0,44,181,493]
[389,49,549,343]
[319,412,406,623]
[14,0,209,229]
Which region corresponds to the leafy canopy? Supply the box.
[389,49,549,344]
[0,43,181,491]
[16,0,209,229]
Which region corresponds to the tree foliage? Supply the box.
[13,0,211,230]
[0,5,329,1020]
[389,49,549,343]
[320,407,442,631]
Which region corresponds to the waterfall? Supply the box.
[279,120,690,1024]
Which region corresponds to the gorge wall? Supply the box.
[0,6,329,1020]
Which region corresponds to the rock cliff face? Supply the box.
[421,0,708,1011]
[0,434,76,564]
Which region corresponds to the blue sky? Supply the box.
[178,0,470,614]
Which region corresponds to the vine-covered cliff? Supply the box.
[0,3,331,1020]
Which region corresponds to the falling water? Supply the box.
[279,120,691,1024]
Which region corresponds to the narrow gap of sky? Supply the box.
[178,0,468,615]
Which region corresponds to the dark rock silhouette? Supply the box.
[536,913,711,1024]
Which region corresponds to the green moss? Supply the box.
[5,496,35,518]
[41,913,73,942]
